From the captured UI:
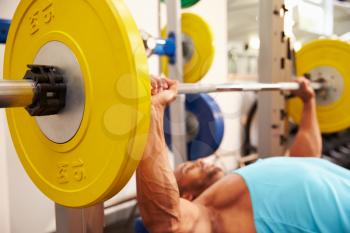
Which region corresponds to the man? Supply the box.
[136,77,350,233]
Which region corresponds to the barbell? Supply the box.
[2,0,350,207]
[178,81,323,94]
[0,78,325,109]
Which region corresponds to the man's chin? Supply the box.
[208,167,225,180]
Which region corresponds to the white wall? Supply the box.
[0,108,10,233]
[126,0,161,73]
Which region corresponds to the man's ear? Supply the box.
[182,192,194,201]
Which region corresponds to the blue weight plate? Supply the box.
[164,93,224,160]
[0,19,11,44]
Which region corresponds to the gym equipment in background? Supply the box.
[289,39,350,133]
[164,93,224,160]
[0,19,11,43]
[161,13,215,83]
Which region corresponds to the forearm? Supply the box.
[290,99,322,157]
[136,106,181,233]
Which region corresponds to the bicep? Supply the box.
[196,174,245,208]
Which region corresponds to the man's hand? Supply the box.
[289,76,322,157]
[151,76,178,108]
[145,75,178,158]
[292,77,315,103]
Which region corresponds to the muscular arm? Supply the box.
[136,79,208,233]
[289,79,322,157]
[136,105,181,232]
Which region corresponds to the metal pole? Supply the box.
[258,0,289,157]
[55,203,104,233]
[166,0,187,164]
[178,82,323,94]
[0,80,35,108]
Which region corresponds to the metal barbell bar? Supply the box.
[0,76,324,109]
[0,65,66,115]
[0,80,35,108]
[178,81,324,94]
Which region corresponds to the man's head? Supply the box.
[174,159,225,201]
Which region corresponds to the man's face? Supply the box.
[174,159,225,200]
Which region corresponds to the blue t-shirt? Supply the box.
[234,157,350,233]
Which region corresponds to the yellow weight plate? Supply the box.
[4,0,150,207]
[288,39,350,133]
[161,13,215,83]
